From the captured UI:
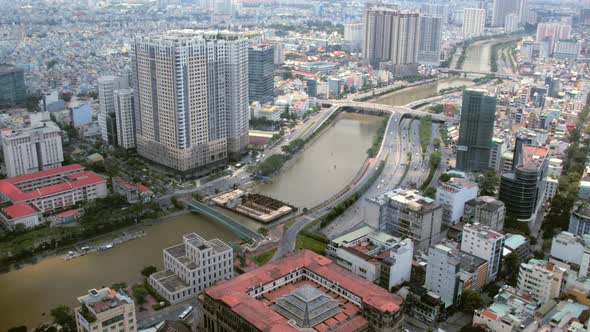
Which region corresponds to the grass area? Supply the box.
[252,249,277,266]
[419,115,433,155]
[296,233,328,254]
[367,115,389,157]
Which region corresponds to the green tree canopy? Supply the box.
[477,170,500,196]
[460,289,484,313]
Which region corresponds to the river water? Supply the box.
[257,113,383,208]
[462,41,492,73]
[0,214,239,331]
[374,78,474,106]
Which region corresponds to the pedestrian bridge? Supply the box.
[183,199,262,243]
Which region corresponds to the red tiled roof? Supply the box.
[482,309,499,320]
[332,315,369,332]
[58,209,80,217]
[4,164,84,184]
[205,250,402,331]
[2,203,38,219]
[0,167,105,203]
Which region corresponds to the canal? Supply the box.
[374,78,474,106]
[462,41,493,73]
[0,213,239,331]
[257,113,383,208]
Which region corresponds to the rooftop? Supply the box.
[1,203,40,219]
[519,145,549,171]
[378,188,440,213]
[78,288,132,314]
[477,286,538,326]
[0,165,105,203]
[204,250,402,331]
[504,234,528,250]
[438,178,478,193]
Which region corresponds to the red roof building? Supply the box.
[0,202,42,230]
[202,250,403,332]
[0,164,108,213]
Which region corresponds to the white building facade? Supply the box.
[75,287,137,332]
[1,121,64,178]
[517,259,565,303]
[149,233,233,304]
[325,226,413,291]
[463,8,486,36]
[436,178,478,225]
[461,223,505,282]
[114,89,135,150]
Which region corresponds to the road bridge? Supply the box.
[320,100,448,123]
[183,199,263,243]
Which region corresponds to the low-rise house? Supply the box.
[112,177,154,204]
[473,286,539,332]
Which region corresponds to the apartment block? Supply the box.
[75,287,137,332]
[149,233,233,304]
[325,225,413,291]
[363,8,420,76]
[463,8,486,36]
[114,89,135,150]
[98,75,128,145]
[461,223,505,282]
[0,164,108,213]
[1,120,64,178]
[132,30,249,174]
[377,188,443,252]
[436,177,478,225]
[550,231,590,279]
[463,196,506,231]
[517,259,565,303]
[425,243,489,308]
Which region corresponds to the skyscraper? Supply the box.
[363,7,420,76]
[98,75,128,145]
[456,89,496,172]
[492,0,524,27]
[344,22,364,51]
[0,64,26,107]
[418,15,442,66]
[463,8,486,36]
[114,89,135,150]
[131,30,249,175]
[499,144,548,221]
[248,44,274,104]
[420,3,449,24]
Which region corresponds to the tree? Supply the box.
[423,187,436,199]
[502,253,521,286]
[477,170,500,196]
[8,326,27,332]
[459,326,486,332]
[50,305,76,332]
[439,173,452,183]
[141,266,157,278]
[258,227,269,237]
[132,285,148,305]
[460,289,484,313]
[110,282,128,291]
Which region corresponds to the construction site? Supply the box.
[211,189,294,223]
